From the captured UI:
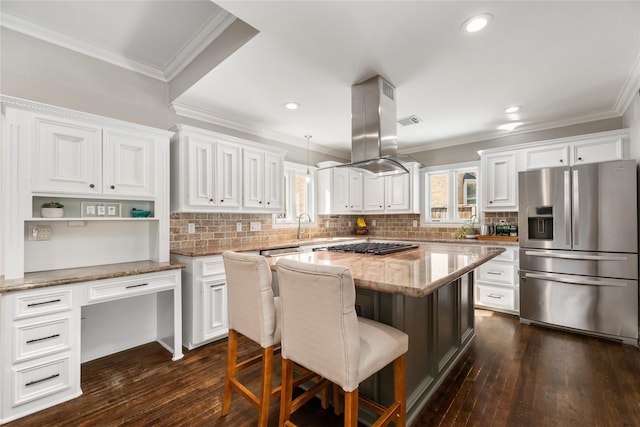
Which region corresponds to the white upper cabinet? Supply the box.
[481,152,518,211]
[363,174,385,211]
[102,128,155,198]
[171,125,284,213]
[523,145,569,170]
[32,116,156,199]
[331,168,362,213]
[243,148,283,211]
[523,130,628,170]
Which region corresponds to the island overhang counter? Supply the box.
[266,242,505,425]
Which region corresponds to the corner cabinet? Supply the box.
[479,152,518,211]
[170,125,285,213]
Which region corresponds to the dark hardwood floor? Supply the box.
[8,310,640,426]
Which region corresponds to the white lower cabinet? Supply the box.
[172,254,229,349]
[1,286,81,424]
[474,245,519,314]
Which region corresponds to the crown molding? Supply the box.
[162,11,236,81]
[400,108,622,154]
[0,10,166,81]
[615,53,640,115]
[0,8,235,83]
[170,102,348,159]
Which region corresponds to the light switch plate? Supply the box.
[27,225,52,241]
[236,222,242,232]
[188,223,195,234]
[250,222,261,231]
[412,220,418,228]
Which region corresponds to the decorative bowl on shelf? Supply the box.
[131,209,151,218]
[41,208,64,218]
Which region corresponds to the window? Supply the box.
[423,162,479,223]
[273,162,316,227]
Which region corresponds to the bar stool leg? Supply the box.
[222,329,238,416]
[394,354,407,427]
[258,346,274,427]
[344,389,358,427]
[279,358,295,427]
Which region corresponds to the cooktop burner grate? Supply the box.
[326,242,418,255]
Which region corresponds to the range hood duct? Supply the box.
[336,75,421,176]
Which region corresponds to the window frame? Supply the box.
[421,161,480,226]
[272,161,317,228]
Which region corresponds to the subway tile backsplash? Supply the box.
[169,211,519,251]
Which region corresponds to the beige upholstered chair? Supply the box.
[221,251,282,427]
[276,258,409,427]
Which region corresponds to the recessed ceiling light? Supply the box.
[283,102,300,110]
[498,122,523,131]
[505,105,522,114]
[462,13,493,33]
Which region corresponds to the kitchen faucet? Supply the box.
[297,212,312,240]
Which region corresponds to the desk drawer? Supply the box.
[86,272,178,303]
[13,356,71,406]
[477,262,517,286]
[13,289,73,320]
[476,284,515,311]
[14,317,71,363]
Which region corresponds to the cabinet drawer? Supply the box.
[198,256,224,277]
[14,289,73,320]
[493,248,518,262]
[14,317,71,363]
[13,356,71,406]
[476,285,515,311]
[477,262,517,286]
[86,272,178,303]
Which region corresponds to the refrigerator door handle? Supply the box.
[523,272,628,287]
[523,251,628,262]
[572,169,579,246]
[564,170,571,246]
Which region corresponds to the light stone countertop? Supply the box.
[0,261,186,294]
[267,242,506,298]
[170,235,517,257]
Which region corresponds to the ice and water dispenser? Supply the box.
[526,206,553,240]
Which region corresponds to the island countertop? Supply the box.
[267,242,505,298]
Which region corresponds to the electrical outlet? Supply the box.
[250,222,261,231]
[236,222,242,232]
[348,221,352,227]
[188,223,195,234]
[372,219,376,226]
[412,220,418,228]
[27,225,52,241]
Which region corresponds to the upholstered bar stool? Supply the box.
[221,251,281,426]
[276,258,409,427]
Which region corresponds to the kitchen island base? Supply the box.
[355,272,475,425]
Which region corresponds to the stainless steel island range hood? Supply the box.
[336,75,421,176]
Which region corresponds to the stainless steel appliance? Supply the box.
[327,242,418,255]
[518,159,638,344]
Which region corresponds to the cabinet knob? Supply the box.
[267,202,270,205]
[578,156,583,161]
[387,205,391,208]
[559,159,563,163]
[89,184,94,188]
[489,200,493,204]
[380,205,383,208]
[209,199,214,202]
[259,201,263,204]
[220,199,224,203]
[110,185,115,190]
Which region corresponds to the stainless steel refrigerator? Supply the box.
[518,159,638,345]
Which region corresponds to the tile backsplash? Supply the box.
[170,211,519,251]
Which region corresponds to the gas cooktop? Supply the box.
[326,242,419,255]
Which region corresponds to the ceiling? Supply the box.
[2,1,639,159]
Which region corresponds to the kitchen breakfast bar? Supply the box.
[267,242,505,425]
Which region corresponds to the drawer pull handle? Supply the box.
[27,299,61,307]
[125,283,149,289]
[27,334,61,344]
[26,373,60,387]
[487,293,503,299]
[487,271,503,276]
